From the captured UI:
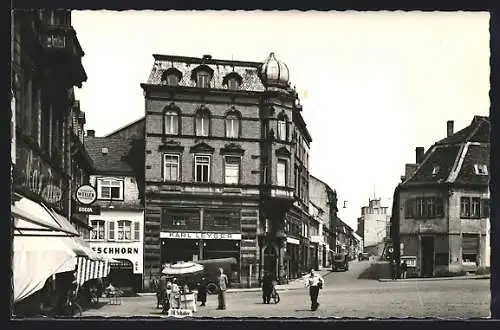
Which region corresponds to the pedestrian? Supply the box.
[216,267,229,310]
[197,276,208,307]
[170,278,180,309]
[68,274,82,317]
[391,259,398,280]
[305,269,324,311]
[400,260,408,279]
[261,271,274,304]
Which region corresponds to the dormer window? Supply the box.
[161,68,183,86]
[223,72,243,90]
[474,164,488,176]
[197,71,211,88]
[432,166,440,176]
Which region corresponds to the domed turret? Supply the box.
[260,52,289,88]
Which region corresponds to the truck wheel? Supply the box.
[207,283,218,295]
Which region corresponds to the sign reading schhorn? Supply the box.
[160,232,242,240]
[75,185,97,205]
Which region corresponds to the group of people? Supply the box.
[154,267,230,312]
[391,259,408,280]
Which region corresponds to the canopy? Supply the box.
[13,236,78,303]
[162,261,204,276]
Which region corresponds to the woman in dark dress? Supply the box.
[197,276,208,306]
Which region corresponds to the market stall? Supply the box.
[162,262,204,313]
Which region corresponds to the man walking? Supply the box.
[400,260,408,279]
[261,271,274,304]
[305,269,324,311]
[216,268,229,310]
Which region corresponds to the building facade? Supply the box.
[357,198,390,256]
[11,8,87,231]
[141,53,312,288]
[84,132,145,292]
[391,117,490,277]
[309,175,338,269]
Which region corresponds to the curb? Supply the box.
[377,275,490,282]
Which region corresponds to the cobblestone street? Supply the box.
[80,261,490,319]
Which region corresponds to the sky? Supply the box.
[72,10,490,231]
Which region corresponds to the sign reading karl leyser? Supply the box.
[76,185,97,205]
[160,232,242,240]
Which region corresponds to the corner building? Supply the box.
[141,53,312,288]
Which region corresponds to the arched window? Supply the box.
[195,109,210,137]
[164,110,179,135]
[225,110,241,138]
[277,113,288,141]
[90,220,105,241]
[117,220,133,241]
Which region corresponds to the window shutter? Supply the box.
[481,199,490,218]
[436,198,444,217]
[134,222,140,241]
[108,221,115,241]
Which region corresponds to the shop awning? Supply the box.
[13,235,80,303]
[75,257,112,286]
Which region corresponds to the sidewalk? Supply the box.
[378,274,490,282]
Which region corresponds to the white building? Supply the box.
[357,198,390,256]
[84,131,144,292]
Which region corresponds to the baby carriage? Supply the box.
[270,282,280,304]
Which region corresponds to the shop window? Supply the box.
[195,155,210,183]
[97,178,124,200]
[162,209,200,231]
[195,110,210,137]
[225,112,240,138]
[460,197,481,219]
[204,209,240,231]
[163,154,180,182]
[462,234,479,264]
[90,220,105,241]
[277,159,287,186]
[224,156,240,185]
[117,220,133,241]
[164,110,179,135]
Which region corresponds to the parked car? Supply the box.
[358,253,369,261]
[332,253,349,272]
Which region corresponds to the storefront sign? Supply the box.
[418,224,433,233]
[92,247,140,254]
[286,237,299,245]
[73,204,101,215]
[75,185,97,205]
[401,256,417,268]
[14,145,66,209]
[90,241,143,274]
[160,231,242,240]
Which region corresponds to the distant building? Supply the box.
[357,198,390,256]
[391,116,490,277]
[309,175,339,269]
[85,132,145,292]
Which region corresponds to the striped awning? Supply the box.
[76,256,111,286]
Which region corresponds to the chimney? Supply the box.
[416,147,425,164]
[447,120,454,137]
[87,130,95,137]
[202,54,212,60]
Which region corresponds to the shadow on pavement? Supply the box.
[81,301,108,312]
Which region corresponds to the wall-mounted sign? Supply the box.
[14,145,66,209]
[76,185,97,205]
[92,247,140,254]
[73,204,101,215]
[401,256,417,268]
[160,231,242,240]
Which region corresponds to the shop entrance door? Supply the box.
[263,246,277,278]
[421,236,435,277]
